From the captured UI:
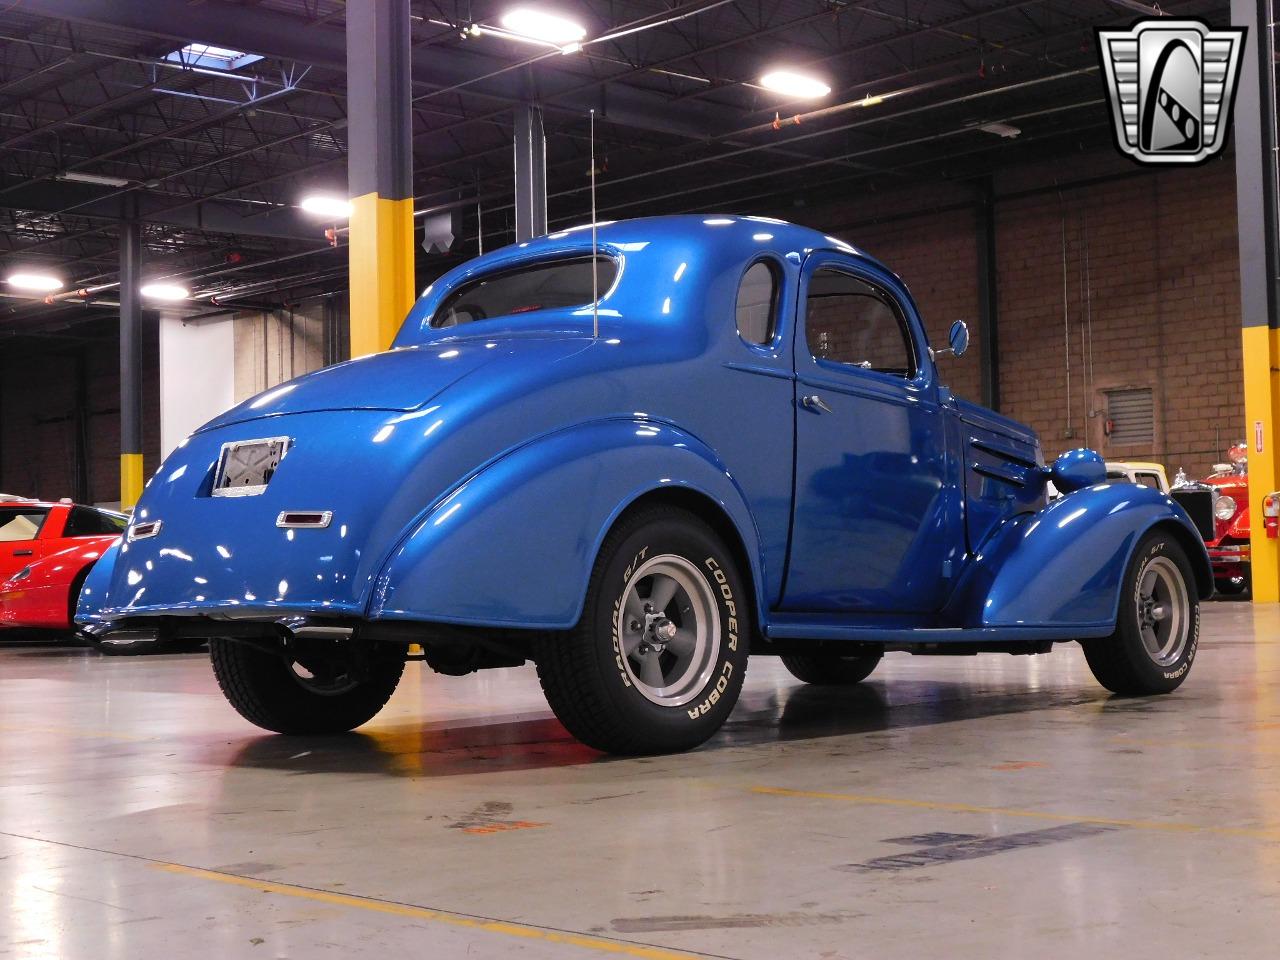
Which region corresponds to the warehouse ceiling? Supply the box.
[0,0,1230,339]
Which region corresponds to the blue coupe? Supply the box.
[79,215,1210,754]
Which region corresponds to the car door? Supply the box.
[782,254,962,613]
[0,505,52,580]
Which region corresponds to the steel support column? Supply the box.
[975,177,1000,411]
[346,0,415,357]
[513,105,547,242]
[119,219,144,508]
[1232,0,1280,601]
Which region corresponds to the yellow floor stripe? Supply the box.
[749,787,1280,840]
[153,863,706,959]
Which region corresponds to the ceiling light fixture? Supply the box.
[140,282,190,302]
[56,171,131,188]
[977,121,1022,139]
[760,69,831,99]
[499,8,587,46]
[299,195,352,219]
[5,272,64,292]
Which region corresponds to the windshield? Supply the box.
[432,256,617,328]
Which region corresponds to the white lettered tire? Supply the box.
[1081,529,1199,695]
[534,505,751,754]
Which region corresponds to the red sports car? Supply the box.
[0,500,127,632]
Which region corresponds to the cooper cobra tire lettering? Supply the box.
[687,660,733,719]
[534,506,750,754]
[611,546,651,688]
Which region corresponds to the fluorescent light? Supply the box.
[499,8,586,45]
[165,43,263,71]
[702,218,734,226]
[300,194,352,219]
[57,170,130,187]
[140,283,189,302]
[760,69,831,99]
[5,272,63,292]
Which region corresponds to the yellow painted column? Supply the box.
[1242,328,1279,601]
[348,194,416,358]
[119,453,144,510]
[346,0,415,357]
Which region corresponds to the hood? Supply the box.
[199,341,503,432]
[953,396,1040,448]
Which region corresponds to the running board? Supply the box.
[763,614,1112,645]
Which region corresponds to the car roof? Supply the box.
[526,213,884,268]
[399,215,896,346]
[0,500,115,512]
[1106,461,1166,472]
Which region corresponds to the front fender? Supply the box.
[369,419,764,629]
[949,483,1212,631]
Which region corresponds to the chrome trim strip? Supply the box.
[276,510,333,529]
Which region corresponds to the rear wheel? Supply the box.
[1082,530,1199,695]
[534,506,750,755]
[210,637,405,734]
[780,651,881,685]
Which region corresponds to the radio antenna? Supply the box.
[590,108,599,339]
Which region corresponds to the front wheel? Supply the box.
[1081,530,1199,695]
[534,506,751,755]
[210,637,405,734]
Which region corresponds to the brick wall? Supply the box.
[800,152,1242,477]
[0,316,161,506]
[993,159,1241,476]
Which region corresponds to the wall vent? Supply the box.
[1106,387,1155,446]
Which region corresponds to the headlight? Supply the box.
[1214,494,1238,521]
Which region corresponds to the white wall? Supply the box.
[159,314,235,458]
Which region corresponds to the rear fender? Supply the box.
[75,538,121,626]
[948,483,1212,631]
[369,419,765,629]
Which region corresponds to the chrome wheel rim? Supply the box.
[616,554,721,707]
[1136,556,1190,667]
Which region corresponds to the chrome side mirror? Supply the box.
[931,320,970,360]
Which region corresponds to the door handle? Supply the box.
[801,394,833,414]
[12,549,33,557]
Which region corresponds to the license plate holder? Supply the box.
[213,436,290,497]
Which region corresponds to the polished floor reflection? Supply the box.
[2,603,1278,959]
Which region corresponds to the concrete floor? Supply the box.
[1,604,1278,960]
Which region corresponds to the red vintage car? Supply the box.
[1172,445,1250,595]
[0,500,127,632]
[1203,445,1251,594]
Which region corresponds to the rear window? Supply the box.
[0,507,48,542]
[63,506,128,537]
[432,256,617,328]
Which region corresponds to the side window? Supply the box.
[805,269,916,378]
[0,507,48,542]
[64,506,128,538]
[735,261,778,345]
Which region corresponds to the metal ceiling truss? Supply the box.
[0,0,1230,339]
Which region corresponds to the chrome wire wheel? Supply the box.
[1136,556,1190,667]
[616,554,721,707]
